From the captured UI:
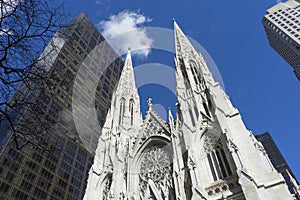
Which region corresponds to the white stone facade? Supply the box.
[83,21,294,199]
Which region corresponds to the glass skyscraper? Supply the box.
[0,13,123,200]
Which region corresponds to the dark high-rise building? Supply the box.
[0,13,123,200]
[256,132,300,199]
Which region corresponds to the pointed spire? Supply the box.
[115,48,137,95]
[174,20,193,58]
[173,20,215,88]
[123,48,133,74]
[124,47,132,69]
[109,49,141,131]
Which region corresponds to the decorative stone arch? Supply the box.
[130,135,175,198]
[132,135,172,174]
[87,170,113,200]
[187,59,198,69]
[200,125,222,153]
[100,173,113,199]
[129,98,135,125]
[198,126,237,185]
[118,97,126,125]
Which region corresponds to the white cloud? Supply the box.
[95,0,101,5]
[99,10,153,57]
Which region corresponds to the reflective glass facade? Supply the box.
[0,13,123,200]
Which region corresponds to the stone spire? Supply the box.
[84,21,294,200]
[174,20,214,128]
[100,49,142,137]
[115,48,137,96]
[174,20,214,85]
[84,49,143,200]
[174,20,192,58]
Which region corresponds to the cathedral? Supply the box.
[83,21,294,199]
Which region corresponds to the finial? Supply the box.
[168,107,173,120]
[128,47,131,51]
[147,98,152,110]
[173,18,176,22]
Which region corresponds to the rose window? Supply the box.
[140,146,171,182]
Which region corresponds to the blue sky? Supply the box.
[64,0,300,180]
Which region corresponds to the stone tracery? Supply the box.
[139,145,174,198]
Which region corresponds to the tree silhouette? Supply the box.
[0,0,68,149]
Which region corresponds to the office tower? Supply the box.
[0,13,123,200]
[84,21,293,199]
[263,0,300,81]
[256,132,300,199]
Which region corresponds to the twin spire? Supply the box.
[112,20,209,123]
[118,20,199,93]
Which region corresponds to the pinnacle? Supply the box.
[113,49,137,96]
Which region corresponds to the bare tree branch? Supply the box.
[0,0,70,150]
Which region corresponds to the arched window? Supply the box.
[119,98,125,125]
[180,60,192,90]
[207,141,232,181]
[207,154,217,181]
[129,99,134,125]
[203,102,211,117]
[205,88,213,110]
[139,145,175,199]
[189,61,202,86]
[190,62,199,85]
[102,175,112,199]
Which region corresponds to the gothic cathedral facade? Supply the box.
[83,21,294,200]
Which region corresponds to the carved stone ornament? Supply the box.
[140,146,171,182]
[203,133,220,153]
[142,117,165,139]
